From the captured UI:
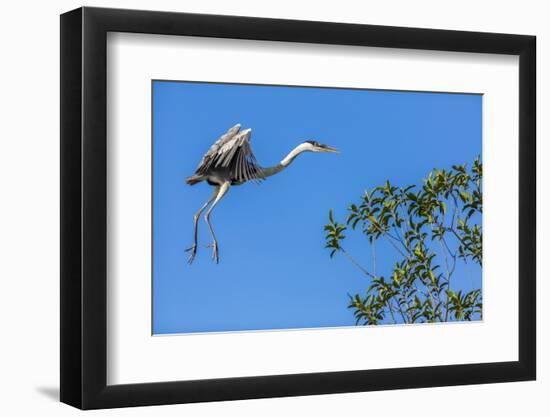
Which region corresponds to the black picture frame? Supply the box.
[60,6,536,410]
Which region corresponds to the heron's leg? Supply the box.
[204,181,230,264]
[186,186,219,264]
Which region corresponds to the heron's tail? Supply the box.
[185,175,203,185]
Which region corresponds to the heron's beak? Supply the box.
[320,144,339,153]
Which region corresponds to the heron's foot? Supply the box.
[185,244,198,264]
[206,242,219,264]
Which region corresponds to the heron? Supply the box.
[185,123,338,264]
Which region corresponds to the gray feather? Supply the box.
[194,125,264,184]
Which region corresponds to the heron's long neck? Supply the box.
[259,144,308,178]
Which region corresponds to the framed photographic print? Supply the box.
[60,6,536,409]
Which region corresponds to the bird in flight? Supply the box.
[185,123,338,264]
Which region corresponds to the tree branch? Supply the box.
[340,248,376,279]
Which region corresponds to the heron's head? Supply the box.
[303,140,339,153]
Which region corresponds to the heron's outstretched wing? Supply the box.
[194,124,241,173]
[195,125,264,183]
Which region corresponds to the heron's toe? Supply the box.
[207,242,219,263]
[186,244,198,264]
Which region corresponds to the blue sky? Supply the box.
[152,80,482,334]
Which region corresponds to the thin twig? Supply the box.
[371,241,377,276]
[340,248,376,279]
